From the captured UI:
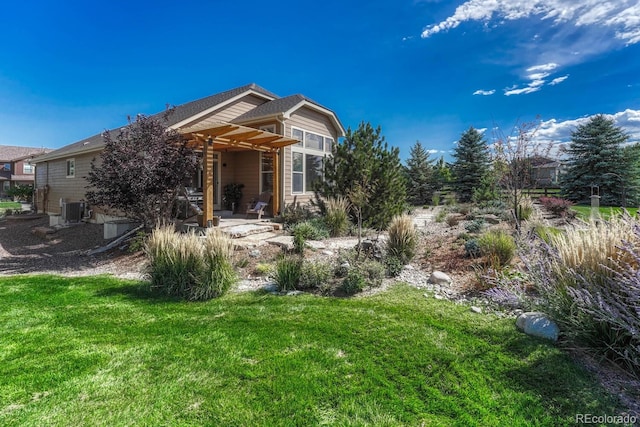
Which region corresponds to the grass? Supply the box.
[0,201,20,211]
[0,275,619,426]
[571,205,638,220]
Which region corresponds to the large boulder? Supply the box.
[516,312,559,342]
[428,271,452,285]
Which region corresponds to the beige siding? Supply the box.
[281,106,340,207]
[35,152,97,215]
[181,95,268,127]
[288,108,339,141]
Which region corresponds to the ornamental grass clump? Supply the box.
[525,215,640,376]
[478,230,516,267]
[386,214,417,264]
[199,228,237,299]
[274,256,302,291]
[324,196,351,237]
[145,225,236,300]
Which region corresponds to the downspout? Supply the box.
[276,114,287,216]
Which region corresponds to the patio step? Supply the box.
[220,223,279,239]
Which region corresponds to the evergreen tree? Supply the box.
[451,127,491,202]
[315,121,407,230]
[404,141,435,205]
[561,115,635,206]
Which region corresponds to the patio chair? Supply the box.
[246,191,272,219]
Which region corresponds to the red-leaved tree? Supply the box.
[86,111,197,229]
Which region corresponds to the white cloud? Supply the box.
[427,149,440,154]
[526,63,559,72]
[535,109,640,147]
[549,75,569,85]
[421,0,640,46]
[473,89,495,95]
[504,85,541,96]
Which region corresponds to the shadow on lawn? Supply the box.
[95,282,184,303]
[468,322,620,415]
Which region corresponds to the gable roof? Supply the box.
[34,83,343,163]
[0,145,51,162]
[233,94,346,136]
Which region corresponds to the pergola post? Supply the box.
[201,137,215,227]
[273,149,281,216]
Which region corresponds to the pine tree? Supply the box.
[315,121,407,230]
[404,141,435,205]
[451,127,491,202]
[561,115,635,206]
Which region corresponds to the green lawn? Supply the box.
[0,276,618,426]
[571,205,638,220]
[0,201,20,211]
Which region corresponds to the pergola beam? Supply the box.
[177,121,300,227]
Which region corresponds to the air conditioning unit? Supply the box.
[62,202,85,222]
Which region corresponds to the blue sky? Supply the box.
[1,0,639,162]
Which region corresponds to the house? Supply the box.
[0,145,52,200]
[529,156,564,187]
[33,83,346,225]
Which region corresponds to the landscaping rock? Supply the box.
[471,306,482,314]
[31,226,57,239]
[478,214,501,225]
[249,249,261,258]
[266,235,294,251]
[306,240,326,250]
[286,290,304,296]
[261,283,279,293]
[516,312,559,342]
[428,271,452,285]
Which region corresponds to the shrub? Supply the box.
[299,261,332,290]
[281,201,315,227]
[431,192,440,206]
[292,221,329,254]
[464,239,481,258]
[341,269,366,295]
[128,230,148,253]
[360,259,385,288]
[445,214,460,227]
[517,197,534,221]
[539,197,574,218]
[435,210,447,223]
[274,256,302,291]
[386,214,417,264]
[525,217,640,376]
[478,230,516,267]
[324,196,351,237]
[385,256,404,277]
[255,263,273,276]
[145,225,236,300]
[465,218,485,234]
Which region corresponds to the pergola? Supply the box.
[177,121,299,227]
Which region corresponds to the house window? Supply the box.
[260,153,274,193]
[66,159,75,178]
[2,163,10,172]
[291,127,332,194]
[23,163,34,174]
[2,181,9,193]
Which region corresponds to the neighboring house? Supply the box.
[529,156,564,187]
[33,83,345,224]
[0,145,52,200]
